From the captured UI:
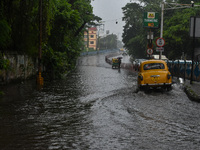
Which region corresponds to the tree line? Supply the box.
[0,0,101,79]
[122,0,200,60]
[98,34,118,50]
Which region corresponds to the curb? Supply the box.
[184,85,200,103]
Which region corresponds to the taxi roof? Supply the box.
[141,59,166,64]
[139,59,167,71]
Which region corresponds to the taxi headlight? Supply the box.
[139,75,143,81]
[167,74,171,79]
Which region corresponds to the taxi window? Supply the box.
[143,63,165,70]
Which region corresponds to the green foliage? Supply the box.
[0,91,5,96]
[0,53,9,71]
[48,0,81,52]
[45,0,93,78]
[99,34,118,50]
[0,19,11,49]
[122,1,200,59]
[122,3,147,58]
[164,6,200,59]
[1,0,100,79]
[42,46,70,79]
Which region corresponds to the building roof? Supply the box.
[89,27,97,31]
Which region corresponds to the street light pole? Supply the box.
[159,2,164,59]
[160,2,164,38]
[37,0,44,87]
[160,1,199,38]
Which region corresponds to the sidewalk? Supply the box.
[184,80,200,102]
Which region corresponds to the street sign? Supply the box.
[156,38,165,47]
[156,47,164,52]
[147,49,153,55]
[143,12,159,28]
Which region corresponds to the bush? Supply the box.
[0,53,9,70]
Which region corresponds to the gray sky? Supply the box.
[91,0,139,41]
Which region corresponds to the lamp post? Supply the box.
[159,2,164,59]
[37,0,44,87]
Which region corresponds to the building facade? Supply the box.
[84,27,97,50]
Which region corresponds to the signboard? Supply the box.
[190,17,200,38]
[156,38,165,47]
[147,49,153,55]
[143,12,159,28]
[156,47,164,52]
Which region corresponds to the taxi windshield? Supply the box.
[143,63,165,70]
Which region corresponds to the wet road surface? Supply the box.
[0,54,200,150]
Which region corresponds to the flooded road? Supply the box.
[0,54,200,150]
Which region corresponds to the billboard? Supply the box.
[143,12,159,28]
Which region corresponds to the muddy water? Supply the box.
[0,54,200,150]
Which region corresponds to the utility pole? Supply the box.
[37,0,44,87]
[160,2,164,38]
[160,1,198,37]
[191,16,196,84]
[159,2,164,59]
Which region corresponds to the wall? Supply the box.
[0,52,37,84]
[81,49,119,56]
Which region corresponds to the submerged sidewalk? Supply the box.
[184,80,200,103]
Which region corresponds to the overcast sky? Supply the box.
[91,0,139,41]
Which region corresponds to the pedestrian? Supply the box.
[118,57,121,68]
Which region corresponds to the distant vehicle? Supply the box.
[112,57,122,69]
[138,59,172,91]
[152,55,168,61]
[133,59,146,71]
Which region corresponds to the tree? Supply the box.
[122,3,146,58]
[43,0,101,78]
[163,7,200,59]
[0,19,11,49]
[99,34,118,50]
[122,0,200,59]
[0,0,101,79]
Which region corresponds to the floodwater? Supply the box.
[0,54,200,150]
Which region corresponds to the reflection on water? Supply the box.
[0,54,200,150]
[0,70,94,149]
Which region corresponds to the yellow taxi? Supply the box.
[137,59,172,91]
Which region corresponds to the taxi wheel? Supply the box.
[166,85,172,91]
[139,87,143,91]
[144,86,150,91]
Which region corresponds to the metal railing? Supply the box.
[167,60,200,82]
